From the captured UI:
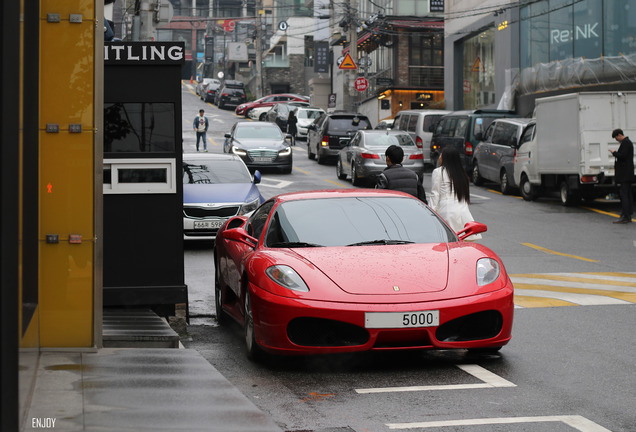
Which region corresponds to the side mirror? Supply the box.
[224,133,231,139]
[457,221,487,240]
[509,136,518,147]
[308,124,315,131]
[222,227,258,248]
[253,170,261,184]
[475,132,484,141]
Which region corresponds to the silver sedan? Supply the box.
[336,130,425,186]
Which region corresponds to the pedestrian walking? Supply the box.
[430,147,481,240]
[610,128,634,224]
[376,145,427,203]
[287,109,298,146]
[193,109,209,152]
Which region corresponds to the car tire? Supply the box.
[337,159,347,180]
[317,149,326,165]
[259,113,266,121]
[471,162,484,186]
[214,261,226,325]
[307,142,316,160]
[500,170,512,195]
[244,290,264,361]
[560,180,580,206]
[351,164,363,187]
[519,174,538,201]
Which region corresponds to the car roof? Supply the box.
[358,129,408,135]
[182,153,243,162]
[273,188,413,203]
[490,117,532,126]
[444,109,517,117]
[236,121,278,128]
[396,109,451,115]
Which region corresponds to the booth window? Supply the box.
[103,159,176,194]
[104,102,175,153]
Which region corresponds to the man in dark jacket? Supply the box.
[376,145,427,204]
[610,128,634,224]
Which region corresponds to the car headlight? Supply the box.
[265,265,309,292]
[231,146,247,156]
[476,258,500,286]
[239,198,260,215]
[279,147,292,156]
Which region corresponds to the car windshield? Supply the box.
[235,124,284,139]
[365,133,415,149]
[264,196,455,247]
[329,117,372,131]
[298,109,323,119]
[182,159,251,184]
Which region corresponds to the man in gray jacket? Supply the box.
[376,145,427,204]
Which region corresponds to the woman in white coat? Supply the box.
[429,147,481,240]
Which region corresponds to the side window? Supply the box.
[407,115,418,133]
[483,123,496,142]
[454,118,469,138]
[247,201,275,240]
[493,123,516,145]
[519,124,535,145]
[398,114,409,131]
[440,118,456,137]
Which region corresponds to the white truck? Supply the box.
[514,92,636,205]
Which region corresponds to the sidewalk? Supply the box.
[25,348,283,431]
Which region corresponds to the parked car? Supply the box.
[248,106,274,121]
[215,80,246,109]
[295,106,325,139]
[235,93,309,117]
[375,118,395,130]
[201,79,221,103]
[336,130,425,186]
[264,102,310,132]
[430,109,519,174]
[224,121,293,173]
[195,78,217,96]
[214,188,512,359]
[182,153,264,241]
[306,112,373,164]
[392,109,450,165]
[471,118,532,194]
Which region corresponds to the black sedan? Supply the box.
[224,122,293,174]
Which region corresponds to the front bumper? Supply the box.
[249,283,514,355]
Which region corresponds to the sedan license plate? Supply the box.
[253,157,271,162]
[365,310,439,329]
[193,220,224,230]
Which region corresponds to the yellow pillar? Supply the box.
[39,0,102,347]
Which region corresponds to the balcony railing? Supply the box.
[409,66,444,89]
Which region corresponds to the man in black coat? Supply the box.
[376,145,427,204]
[610,128,634,224]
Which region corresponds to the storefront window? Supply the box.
[462,27,495,109]
[574,0,602,59]
[549,0,573,61]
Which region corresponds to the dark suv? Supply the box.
[215,80,246,109]
[430,109,518,174]
[306,112,372,164]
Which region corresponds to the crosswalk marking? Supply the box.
[512,272,636,308]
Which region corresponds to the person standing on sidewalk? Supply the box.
[610,128,634,224]
[193,109,209,152]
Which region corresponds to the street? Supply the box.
[181,82,636,432]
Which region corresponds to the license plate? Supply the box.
[193,220,224,229]
[253,157,271,162]
[230,97,239,102]
[365,310,439,329]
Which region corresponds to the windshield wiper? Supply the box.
[347,239,414,246]
[269,241,322,248]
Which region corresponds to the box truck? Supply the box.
[513,92,636,205]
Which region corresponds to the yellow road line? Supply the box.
[514,296,577,308]
[521,243,598,263]
[208,137,219,147]
[512,273,636,288]
[323,178,348,188]
[293,167,311,175]
[514,283,636,303]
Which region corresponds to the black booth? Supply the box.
[103,42,187,312]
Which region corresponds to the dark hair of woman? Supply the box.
[440,147,470,204]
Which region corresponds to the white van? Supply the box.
[393,109,450,165]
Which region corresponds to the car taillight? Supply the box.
[465,142,473,155]
[361,152,380,159]
[222,93,229,97]
[581,175,598,183]
[321,135,329,147]
[409,153,423,159]
[416,136,423,148]
[431,142,439,151]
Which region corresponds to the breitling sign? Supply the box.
[104,42,185,65]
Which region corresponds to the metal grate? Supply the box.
[183,206,240,218]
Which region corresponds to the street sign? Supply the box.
[354,77,368,92]
[339,53,357,70]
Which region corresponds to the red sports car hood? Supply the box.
[297,244,449,295]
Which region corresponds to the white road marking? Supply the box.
[514,289,630,305]
[355,364,515,394]
[258,178,293,189]
[511,276,636,293]
[386,415,612,431]
[470,193,490,200]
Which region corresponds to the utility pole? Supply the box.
[347,0,358,111]
[255,0,264,98]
